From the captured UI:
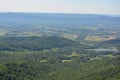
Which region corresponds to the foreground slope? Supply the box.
[0,36,120,80]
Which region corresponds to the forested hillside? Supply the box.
[0,36,120,80]
[0,13,120,80]
[0,36,81,51]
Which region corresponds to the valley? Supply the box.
[0,13,120,80]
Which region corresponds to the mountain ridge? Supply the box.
[0,36,81,51]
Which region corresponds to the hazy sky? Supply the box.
[0,0,120,14]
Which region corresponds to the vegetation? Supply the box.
[0,13,120,80]
[0,36,81,51]
[0,36,120,80]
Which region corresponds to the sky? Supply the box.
[0,0,120,15]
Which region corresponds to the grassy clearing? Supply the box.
[61,60,71,62]
[61,33,78,40]
[0,29,9,36]
[84,35,106,41]
[40,59,48,63]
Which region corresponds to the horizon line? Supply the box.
[0,11,120,16]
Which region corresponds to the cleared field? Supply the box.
[61,33,78,40]
[0,29,9,36]
[84,35,106,41]
[61,60,71,62]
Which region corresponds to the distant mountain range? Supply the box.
[0,12,120,25]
